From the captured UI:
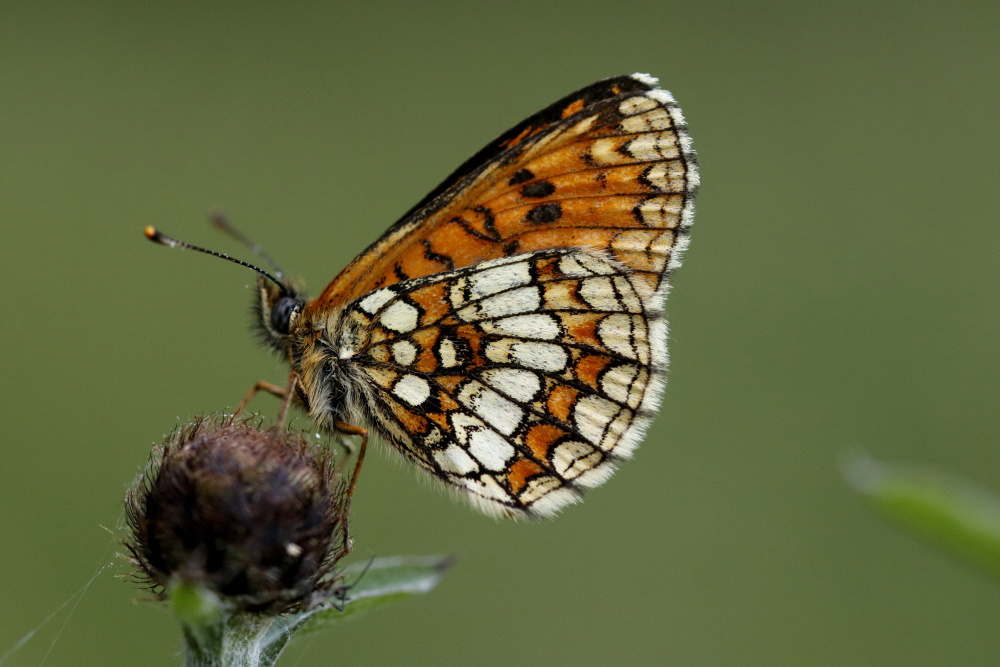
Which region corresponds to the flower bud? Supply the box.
[124,416,349,614]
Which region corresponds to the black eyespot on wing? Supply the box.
[502,239,521,256]
[520,180,556,198]
[526,203,562,224]
[508,168,535,186]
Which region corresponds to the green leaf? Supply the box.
[259,555,454,658]
[844,453,1000,578]
[306,555,453,627]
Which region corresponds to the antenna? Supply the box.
[209,210,286,281]
[144,226,287,291]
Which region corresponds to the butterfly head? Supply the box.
[255,277,306,352]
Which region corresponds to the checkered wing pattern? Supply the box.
[286,73,697,517]
[339,249,665,517]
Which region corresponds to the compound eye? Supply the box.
[270,296,298,335]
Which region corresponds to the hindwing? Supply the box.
[334,249,666,517]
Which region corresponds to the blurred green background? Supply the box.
[1,1,997,665]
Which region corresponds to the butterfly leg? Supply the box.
[273,373,298,427]
[232,379,288,418]
[332,436,356,476]
[334,421,368,501]
[332,420,368,557]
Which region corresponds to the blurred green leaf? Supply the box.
[302,555,453,629]
[844,453,1000,578]
[258,555,454,663]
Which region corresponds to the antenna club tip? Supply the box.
[145,226,176,248]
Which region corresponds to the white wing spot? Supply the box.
[513,341,568,372]
[552,440,602,479]
[451,413,485,445]
[574,394,620,446]
[637,195,683,227]
[603,409,634,451]
[610,228,657,253]
[625,132,680,162]
[613,276,643,313]
[357,287,397,314]
[579,277,622,311]
[566,114,598,137]
[597,314,640,360]
[618,95,658,116]
[572,253,616,276]
[438,337,459,367]
[628,369,650,409]
[558,254,594,277]
[380,300,420,333]
[619,107,672,133]
[649,229,676,256]
[460,285,541,321]
[457,381,523,435]
[589,136,627,166]
[394,374,431,406]
[552,440,592,475]
[632,317,650,365]
[600,364,639,404]
[449,277,468,309]
[434,444,479,475]
[485,339,569,372]
[467,428,516,472]
[481,368,542,402]
[641,161,685,191]
[392,340,418,366]
[467,261,532,299]
[481,313,560,340]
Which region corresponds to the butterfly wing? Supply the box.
[304,73,698,317]
[336,249,666,517]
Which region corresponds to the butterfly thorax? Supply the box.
[286,306,373,436]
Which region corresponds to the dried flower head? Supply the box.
[124,416,349,614]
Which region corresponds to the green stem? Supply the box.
[173,583,288,667]
[181,611,286,667]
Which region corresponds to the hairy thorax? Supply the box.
[289,307,370,436]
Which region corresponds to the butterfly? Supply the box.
[149,73,698,518]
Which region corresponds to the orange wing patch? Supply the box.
[304,74,696,316]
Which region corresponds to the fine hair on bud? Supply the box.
[124,415,350,614]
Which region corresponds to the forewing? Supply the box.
[307,73,698,316]
[340,249,666,518]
